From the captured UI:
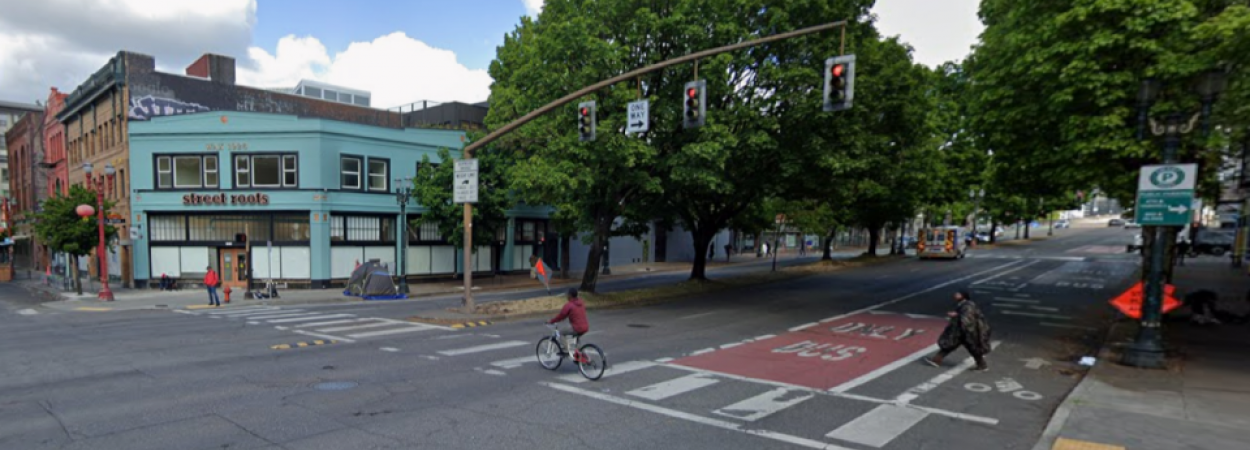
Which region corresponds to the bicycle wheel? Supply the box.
[576,343,607,380]
[536,337,563,370]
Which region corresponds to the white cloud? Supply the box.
[523,0,545,17]
[0,0,256,102]
[872,0,983,67]
[238,32,492,108]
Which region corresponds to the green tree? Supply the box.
[410,146,513,274]
[32,185,117,295]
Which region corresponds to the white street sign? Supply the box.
[1137,163,1197,191]
[626,100,649,134]
[454,159,479,204]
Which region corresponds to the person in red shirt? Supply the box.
[204,266,221,307]
[548,288,589,350]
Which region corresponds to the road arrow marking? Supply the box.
[1021,357,1051,370]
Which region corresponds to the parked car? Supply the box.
[975,232,992,243]
[1193,229,1236,256]
[1055,220,1071,229]
[1108,218,1125,227]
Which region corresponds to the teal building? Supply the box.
[129,112,549,289]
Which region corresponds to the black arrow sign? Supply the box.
[631,121,644,129]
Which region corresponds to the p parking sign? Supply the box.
[1134,164,1196,226]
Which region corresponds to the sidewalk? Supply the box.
[1033,259,1250,450]
[17,250,856,312]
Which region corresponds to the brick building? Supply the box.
[1,100,43,201]
[58,51,403,287]
[43,88,69,198]
[3,109,45,272]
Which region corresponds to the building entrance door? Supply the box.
[219,248,250,292]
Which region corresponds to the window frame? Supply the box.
[233,153,299,189]
[154,154,218,190]
[366,157,390,192]
[340,156,362,190]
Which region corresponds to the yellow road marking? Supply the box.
[1052,438,1126,450]
[75,307,112,312]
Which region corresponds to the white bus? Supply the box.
[917,226,968,260]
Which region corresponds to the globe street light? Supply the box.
[82,162,116,301]
[394,178,413,294]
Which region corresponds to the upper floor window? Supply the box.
[341,157,361,189]
[368,158,388,192]
[156,154,218,189]
[340,156,388,192]
[235,154,298,188]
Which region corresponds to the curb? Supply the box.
[271,339,338,350]
[1030,321,1124,450]
[449,320,493,329]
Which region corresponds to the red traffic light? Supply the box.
[831,64,844,77]
[687,88,698,99]
[580,107,588,116]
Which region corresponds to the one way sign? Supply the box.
[626,100,649,134]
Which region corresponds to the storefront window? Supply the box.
[150,215,187,241]
[330,215,396,242]
[273,214,310,241]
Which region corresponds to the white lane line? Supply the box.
[542,382,857,450]
[993,303,1024,309]
[689,348,715,356]
[215,309,292,317]
[17,309,39,315]
[654,357,675,363]
[292,329,355,343]
[753,334,776,341]
[345,326,438,339]
[243,312,313,320]
[317,320,398,333]
[712,388,814,422]
[267,314,357,324]
[247,321,259,325]
[661,362,998,425]
[561,360,656,383]
[993,297,1040,304]
[274,326,288,330]
[626,373,720,401]
[789,322,819,332]
[828,344,938,393]
[1001,310,1072,320]
[825,404,929,448]
[970,260,1041,286]
[896,341,1003,404]
[681,311,720,320]
[437,340,528,356]
[379,347,400,352]
[374,318,456,331]
[720,342,744,349]
[479,369,506,376]
[1041,322,1095,331]
[295,318,369,328]
[490,356,535,369]
[1028,306,1060,312]
[815,261,1026,325]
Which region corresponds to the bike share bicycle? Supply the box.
[536,324,607,380]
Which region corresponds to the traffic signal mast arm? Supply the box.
[462,19,849,155]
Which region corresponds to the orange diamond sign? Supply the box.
[1110,282,1181,319]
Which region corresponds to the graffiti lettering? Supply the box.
[129,95,211,120]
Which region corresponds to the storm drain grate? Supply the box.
[314,381,359,391]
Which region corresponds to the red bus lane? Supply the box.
[673,312,949,391]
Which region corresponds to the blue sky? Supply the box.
[250,0,531,72]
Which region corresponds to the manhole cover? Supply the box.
[314,381,358,391]
[627,324,652,328]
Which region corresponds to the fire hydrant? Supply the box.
[223,286,232,304]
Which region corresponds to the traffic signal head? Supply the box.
[577,101,596,142]
[683,80,706,129]
[823,54,856,112]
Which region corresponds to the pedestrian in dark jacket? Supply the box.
[925,290,992,371]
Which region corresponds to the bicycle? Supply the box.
[536,324,607,380]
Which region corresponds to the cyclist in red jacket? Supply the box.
[549,288,590,349]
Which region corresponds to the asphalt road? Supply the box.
[0,226,1152,450]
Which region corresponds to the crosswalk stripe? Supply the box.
[490,356,535,369]
[205,306,276,315]
[239,312,310,320]
[345,326,437,339]
[561,360,655,383]
[993,297,1040,304]
[712,387,814,422]
[266,314,357,324]
[215,309,288,317]
[294,318,368,328]
[437,341,528,356]
[292,329,355,343]
[318,320,399,333]
[825,404,929,448]
[1001,310,1072,320]
[626,373,720,401]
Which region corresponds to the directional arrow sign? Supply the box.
[1021,357,1051,370]
[1167,204,1188,214]
[1134,164,1197,226]
[626,100,649,134]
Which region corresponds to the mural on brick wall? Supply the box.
[128,95,211,120]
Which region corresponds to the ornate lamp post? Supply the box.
[394,178,413,294]
[82,162,116,301]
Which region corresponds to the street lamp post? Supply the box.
[970,189,984,238]
[82,162,116,301]
[394,178,413,294]
[1123,73,1223,369]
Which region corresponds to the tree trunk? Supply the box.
[579,218,610,293]
[866,226,881,257]
[990,220,999,244]
[560,232,571,279]
[821,228,835,260]
[689,227,715,281]
[754,232,763,257]
[1024,220,1031,239]
[72,255,82,295]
